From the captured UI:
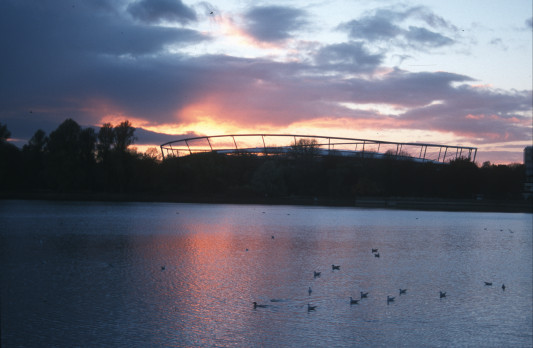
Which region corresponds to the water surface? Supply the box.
[1,200,532,347]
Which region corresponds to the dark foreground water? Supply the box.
[1,200,532,347]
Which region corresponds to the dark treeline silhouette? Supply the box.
[0,119,529,205]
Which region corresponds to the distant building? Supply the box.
[525,146,533,179]
[524,146,533,198]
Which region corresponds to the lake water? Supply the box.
[1,200,532,347]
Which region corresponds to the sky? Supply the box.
[1,0,532,164]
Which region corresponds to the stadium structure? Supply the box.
[160,134,477,164]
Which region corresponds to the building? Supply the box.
[524,146,533,198]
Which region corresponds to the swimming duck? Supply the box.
[350,297,359,305]
[399,289,407,295]
[360,291,368,299]
[439,291,446,298]
[307,303,317,311]
[332,264,340,270]
[253,302,267,309]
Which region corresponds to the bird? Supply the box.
[399,288,407,295]
[332,264,340,270]
[387,296,395,303]
[308,287,312,296]
[360,291,368,299]
[307,303,317,311]
[350,297,359,305]
[439,291,446,298]
[484,282,493,286]
[161,266,166,271]
[371,248,378,253]
[271,235,275,239]
[374,253,380,258]
[253,302,267,309]
[313,271,321,278]
[502,284,506,291]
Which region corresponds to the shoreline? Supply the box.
[1,191,532,213]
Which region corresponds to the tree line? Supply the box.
[0,119,528,201]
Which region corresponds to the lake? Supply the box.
[1,200,532,347]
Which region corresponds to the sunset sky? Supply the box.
[1,0,532,164]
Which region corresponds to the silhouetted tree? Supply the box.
[0,122,11,142]
[290,138,320,158]
[114,120,136,153]
[22,129,48,189]
[97,123,114,162]
[45,119,96,191]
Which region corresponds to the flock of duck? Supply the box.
[252,247,506,312]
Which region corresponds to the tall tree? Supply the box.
[114,121,136,153]
[45,119,96,190]
[97,123,115,161]
[0,122,11,142]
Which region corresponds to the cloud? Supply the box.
[0,0,208,125]
[127,0,197,24]
[314,41,383,73]
[338,6,456,50]
[0,1,530,161]
[404,26,454,48]
[243,5,308,42]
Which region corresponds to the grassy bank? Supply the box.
[1,190,531,213]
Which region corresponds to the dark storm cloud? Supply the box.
[243,5,308,42]
[127,0,197,24]
[0,0,208,125]
[338,6,456,50]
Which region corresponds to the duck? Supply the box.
[161,266,166,271]
[360,291,368,299]
[484,282,493,286]
[502,284,506,291]
[374,253,380,258]
[307,303,317,311]
[313,271,321,278]
[371,248,378,253]
[308,287,312,296]
[439,291,446,298]
[332,264,340,270]
[350,297,359,305]
[399,288,407,295]
[253,302,268,309]
[387,296,395,303]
